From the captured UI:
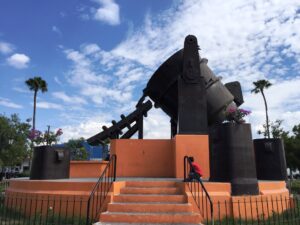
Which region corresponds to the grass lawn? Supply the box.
[290,179,300,194]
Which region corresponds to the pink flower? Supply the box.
[227,108,236,113]
[28,129,42,140]
[225,107,251,123]
[239,109,251,115]
[56,128,63,136]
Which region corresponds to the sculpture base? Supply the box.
[30,146,70,180]
[6,178,290,221]
[110,135,210,179]
[254,138,287,180]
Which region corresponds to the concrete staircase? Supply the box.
[100,181,202,224]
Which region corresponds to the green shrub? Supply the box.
[291,180,300,194]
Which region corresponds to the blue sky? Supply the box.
[0,0,300,142]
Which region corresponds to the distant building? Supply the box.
[81,141,109,160]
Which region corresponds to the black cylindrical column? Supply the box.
[30,146,70,180]
[209,125,230,182]
[223,123,259,195]
[253,138,287,180]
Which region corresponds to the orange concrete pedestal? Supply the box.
[4,137,292,223]
[173,135,209,179]
[110,139,174,177]
[5,179,291,223]
[111,135,209,179]
[70,160,108,178]
[184,181,290,221]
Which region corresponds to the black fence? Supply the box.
[0,193,88,225]
[209,195,300,225]
[1,179,299,224]
[1,192,299,225]
[0,180,9,194]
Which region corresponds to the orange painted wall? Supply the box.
[110,135,209,178]
[5,179,117,217]
[183,180,291,221]
[111,139,174,177]
[174,135,210,179]
[6,179,291,222]
[69,161,108,178]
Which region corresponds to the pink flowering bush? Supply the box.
[28,129,42,140]
[28,128,63,146]
[56,128,63,136]
[225,107,251,124]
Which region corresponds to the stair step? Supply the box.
[100,212,201,224]
[113,194,186,203]
[96,223,202,225]
[108,202,192,213]
[120,187,181,195]
[125,181,178,188]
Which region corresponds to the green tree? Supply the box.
[292,124,300,139]
[0,114,31,167]
[260,120,300,170]
[65,138,88,160]
[272,122,300,170]
[270,120,289,139]
[25,76,48,131]
[290,124,300,169]
[29,128,63,146]
[251,79,272,138]
[258,119,289,139]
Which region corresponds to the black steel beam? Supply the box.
[87,100,152,145]
[177,35,208,134]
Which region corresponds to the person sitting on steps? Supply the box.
[188,156,203,182]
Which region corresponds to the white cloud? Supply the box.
[58,101,171,142]
[36,101,62,110]
[244,77,300,137]
[0,41,14,54]
[54,76,63,86]
[60,12,66,18]
[143,107,170,139]
[110,0,300,138]
[62,0,300,140]
[93,0,120,25]
[63,45,142,106]
[60,115,111,142]
[52,91,87,105]
[81,43,100,55]
[0,97,22,109]
[52,26,62,36]
[6,53,30,69]
[13,87,31,94]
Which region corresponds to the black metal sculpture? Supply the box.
[87,100,152,145]
[86,34,288,195]
[143,35,243,136]
[88,35,244,142]
[177,35,207,134]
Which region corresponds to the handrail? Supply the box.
[86,154,117,225]
[184,156,214,225]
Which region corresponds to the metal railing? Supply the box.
[210,195,300,225]
[0,191,298,225]
[86,154,117,225]
[184,155,214,225]
[0,194,87,225]
[0,180,9,194]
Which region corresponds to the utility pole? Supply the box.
[47,125,50,146]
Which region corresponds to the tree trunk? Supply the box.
[32,90,37,131]
[261,89,270,138]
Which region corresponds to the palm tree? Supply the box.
[25,77,48,131]
[251,79,272,138]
